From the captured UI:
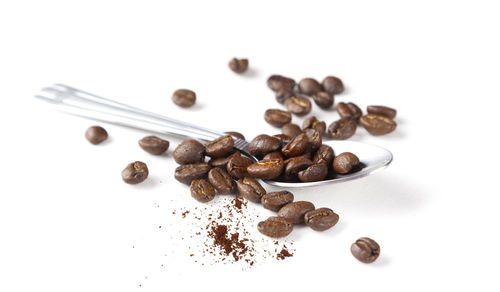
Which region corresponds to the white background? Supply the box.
[1,1,499,291]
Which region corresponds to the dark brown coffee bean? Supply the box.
[172,89,196,108]
[322,76,344,94]
[312,91,334,109]
[328,118,357,140]
[226,155,253,179]
[208,167,236,194]
[360,114,397,135]
[284,96,312,116]
[293,152,313,161]
[267,75,296,92]
[337,102,362,120]
[304,208,339,231]
[263,151,284,161]
[302,116,326,136]
[264,109,292,127]
[272,134,292,146]
[205,135,234,158]
[333,152,360,174]
[224,131,245,140]
[208,151,240,168]
[85,126,108,145]
[282,133,308,157]
[275,89,295,104]
[237,177,266,203]
[174,163,211,184]
[173,139,205,164]
[122,161,148,184]
[247,159,284,180]
[304,128,322,151]
[228,58,248,74]
[297,163,328,182]
[261,191,294,212]
[257,216,294,238]
[249,134,281,157]
[138,136,169,155]
[351,237,380,263]
[278,201,315,224]
[367,105,397,119]
[281,123,302,137]
[284,157,313,180]
[313,145,335,165]
[190,179,216,203]
[298,78,323,95]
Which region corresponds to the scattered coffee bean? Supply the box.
[249,134,281,157]
[281,133,308,157]
[367,105,397,119]
[284,157,313,181]
[208,151,240,168]
[261,191,294,211]
[174,163,211,184]
[263,151,284,161]
[351,237,380,263]
[208,167,236,194]
[275,89,295,104]
[328,118,357,140]
[190,179,216,203]
[312,91,334,109]
[360,114,397,135]
[304,208,339,231]
[267,75,296,92]
[281,123,302,137]
[237,177,266,203]
[304,128,322,151]
[302,116,326,136]
[278,201,315,224]
[284,96,312,116]
[298,78,323,95]
[224,131,245,140]
[228,58,248,74]
[205,135,234,158]
[297,163,328,182]
[85,126,108,145]
[333,152,360,174]
[226,154,253,179]
[312,145,335,165]
[247,158,284,180]
[122,161,149,184]
[322,76,344,94]
[172,89,196,108]
[264,109,292,127]
[257,216,294,238]
[138,136,169,155]
[272,134,292,145]
[337,102,362,120]
[173,139,205,164]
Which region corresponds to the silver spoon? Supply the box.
[35,84,393,188]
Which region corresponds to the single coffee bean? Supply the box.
[208,151,240,168]
[228,58,248,74]
[226,154,253,179]
[366,105,397,119]
[263,151,284,161]
[322,76,344,94]
[275,89,295,104]
[312,145,335,165]
[173,139,205,165]
[257,216,294,238]
[281,123,302,137]
[261,191,294,212]
[351,237,380,263]
[328,118,357,140]
[284,96,312,116]
[85,126,108,145]
[174,163,211,184]
[138,136,169,155]
[249,134,282,157]
[333,152,360,174]
[312,91,334,109]
[360,114,397,135]
[267,75,296,92]
[281,133,308,157]
[247,159,284,180]
[297,163,328,182]
[284,156,313,180]
[205,135,234,158]
[272,134,292,146]
[224,131,245,140]
[190,179,216,203]
[208,167,236,194]
[337,102,362,120]
[298,78,323,95]
[278,201,315,224]
[302,116,326,136]
[304,128,322,151]
[122,161,149,184]
[237,177,266,203]
[264,109,292,127]
[172,89,196,108]
[304,208,339,231]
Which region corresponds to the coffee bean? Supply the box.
[247,159,284,180]
[278,201,315,224]
[205,135,234,158]
[284,96,312,116]
[304,128,322,151]
[312,145,335,165]
[351,237,380,263]
[224,131,245,140]
[304,208,339,231]
[257,216,294,238]
[174,163,211,184]
[281,123,302,137]
[138,136,169,155]
[328,118,357,140]
[172,89,196,108]
[264,109,292,127]
[293,152,313,161]
[275,89,295,104]
[337,102,362,120]
[208,167,236,194]
[190,179,216,203]
[228,58,248,74]
[122,161,149,184]
[267,75,296,92]
[208,151,240,168]
[302,116,326,136]
[298,78,323,95]
[333,152,360,174]
[360,114,397,135]
[297,163,328,182]
[237,177,266,203]
[263,151,284,161]
[249,134,281,157]
[173,139,205,164]
[261,191,294,212]
[284,156,313,181]
[226,154,253,179]
[312,91,334,109]
[282,133,308,157]
[85,126,108,145]
[367,105,397,119]
[272,134,292,146]
[322,76,344,94]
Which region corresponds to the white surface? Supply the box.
[0,1,499,291]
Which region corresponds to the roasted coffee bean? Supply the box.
[267,75,296,92]
[284,157,313,180]
[122,161,149,184]
[281,133,308,157]
[263,151,284,161]
[313,145,335,165]
[275,89,295,104]
[261,191,294,212]
[360,114,397,135]
[312,91,334,109]
[257,216,294,238]
[209,151,240,168]
[293,152,312,161]
[278,201,315,224]
[228,58,248,74]
[367,105,397,119]
[224,131,245,140]
[172,89,196,108]
[304,208,339,231]
[190,179,216,203]
[298,163,328,182]
[337,102,362,120]
[328,118,357,140]
[138,136,169,155]
[205,135,234,158]
[226,154,253,179]
[351,237,380,263]
[272,134,292,145]
[281,123,302,137]
[264,109,292,127]
[173,139,205,164]
[247,159,284,180]
[333,152,360,174]
[302,116,326,136]
[237,177,266,203]
[304,128,322,151]
[85,126,108,145]
[284,96,312,116]
[249,134,281,157]
[298,78,323,95]
[322,76,344,94]
[174,163,211,184]
[208,167,236,194]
